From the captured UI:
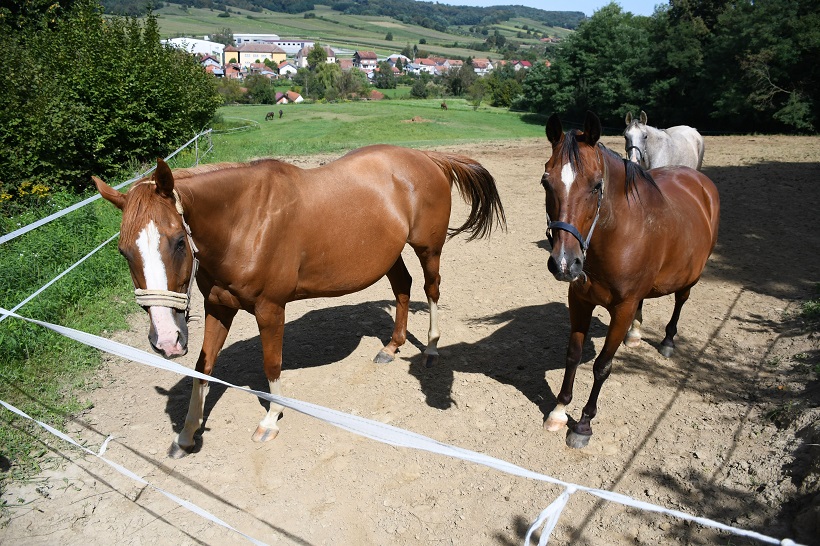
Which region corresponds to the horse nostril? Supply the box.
[547,255,559,275]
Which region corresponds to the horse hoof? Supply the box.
[423,353,439,368]
[373,350,395,364]
[544,416,567,432]
[168,442,193,459]
[566,430,592,449]
[251,426,279,443]
[623,334,641,348]
[659,344,674,358]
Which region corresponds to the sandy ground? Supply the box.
[1,134,819,546]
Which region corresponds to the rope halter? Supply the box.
[133,184,200,321]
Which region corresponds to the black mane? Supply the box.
[559,130,659,201]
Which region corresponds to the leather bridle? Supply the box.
[545,143,608,255]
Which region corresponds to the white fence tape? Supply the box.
[0,399,269,546]
[0,307,803,546]
[0,130,212,246]
[0,233,120,325]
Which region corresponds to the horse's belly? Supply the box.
[292,237,408,299]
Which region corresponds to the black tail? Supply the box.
[425,151,506,241]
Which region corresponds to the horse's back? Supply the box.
[665,125,705,169]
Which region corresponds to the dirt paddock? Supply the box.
[2,135,819,545]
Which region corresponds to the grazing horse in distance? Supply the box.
[265,111,276,121]
[94,144,505,458]
[441,101,448,110]
[278,109,283,118]
[624,111,705,170]
[540,111,719,448]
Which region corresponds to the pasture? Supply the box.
[153,2,564,59]
[1,130,819,544]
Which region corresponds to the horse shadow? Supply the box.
[156,298,607,440]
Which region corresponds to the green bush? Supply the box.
[0,0,222,209]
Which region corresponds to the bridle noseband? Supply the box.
[545,143,608,255]
[625,144,645,165]
[133,184,200,322]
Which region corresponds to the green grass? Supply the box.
[207,99,543,161]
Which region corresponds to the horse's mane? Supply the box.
[560,130,659,202]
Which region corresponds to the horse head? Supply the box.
[623,110,649,167]
[93,159,196,358]
[542,111,606,283]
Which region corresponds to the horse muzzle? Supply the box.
[548,247,584,282]
[147,306,189,358]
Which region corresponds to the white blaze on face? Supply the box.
[135,220,180,347]
[560,161,575,199]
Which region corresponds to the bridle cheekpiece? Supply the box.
[545,143,608,255]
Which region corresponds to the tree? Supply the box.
[373,61,397,89]
[210,27,234,46]
[385,31,393,41]
[307,44,327,70]
[444,61,477,96]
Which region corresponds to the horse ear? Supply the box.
[583,111,601,146]
[151,158,175,198]
[625,111,632,125]
[545,114,563,147]
[93,176,125,211]
[639,111,647,124]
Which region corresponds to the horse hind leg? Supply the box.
[623,300,644,348]
[660,287,691,358]
[414,245,443,368]
[374,257,412,364]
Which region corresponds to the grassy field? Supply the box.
[209,98,545,161]
[154,2,564,59]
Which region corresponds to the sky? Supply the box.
[437,0,663,17]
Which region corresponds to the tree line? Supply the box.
[516,0,819,133]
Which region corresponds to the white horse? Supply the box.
[624,111,705,170]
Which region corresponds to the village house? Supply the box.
[472,58,494,76]
[352,51,378,72]
[277,61,299,78]
[223,43,287,68]
[295,45,337,68]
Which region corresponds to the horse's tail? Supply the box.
[424,151,506,241]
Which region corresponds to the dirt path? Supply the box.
[2,135,819,546]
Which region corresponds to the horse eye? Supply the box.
[175,237,186,253]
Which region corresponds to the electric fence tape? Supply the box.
[0,307,803,546]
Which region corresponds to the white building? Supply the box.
[232,33,281,46]
[163,37,224,58]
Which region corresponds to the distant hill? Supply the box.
[102,0,586,30]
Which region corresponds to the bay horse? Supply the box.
[94,144,505,458]
[265,111,276,121]
[541,112,719,448]
[441,101,448,111]
[624,110,705,170]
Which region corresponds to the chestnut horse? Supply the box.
[540,112,719,448]
[94,144,505,458]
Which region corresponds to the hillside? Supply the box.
[135,2,575,60]
[104,0,585,29]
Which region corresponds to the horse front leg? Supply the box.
[169,303,237,459]
[374,257,412,364]
[660,287,691,357]
[566,301,637,449]
[544,291,594,432]
[253,302,286,442]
